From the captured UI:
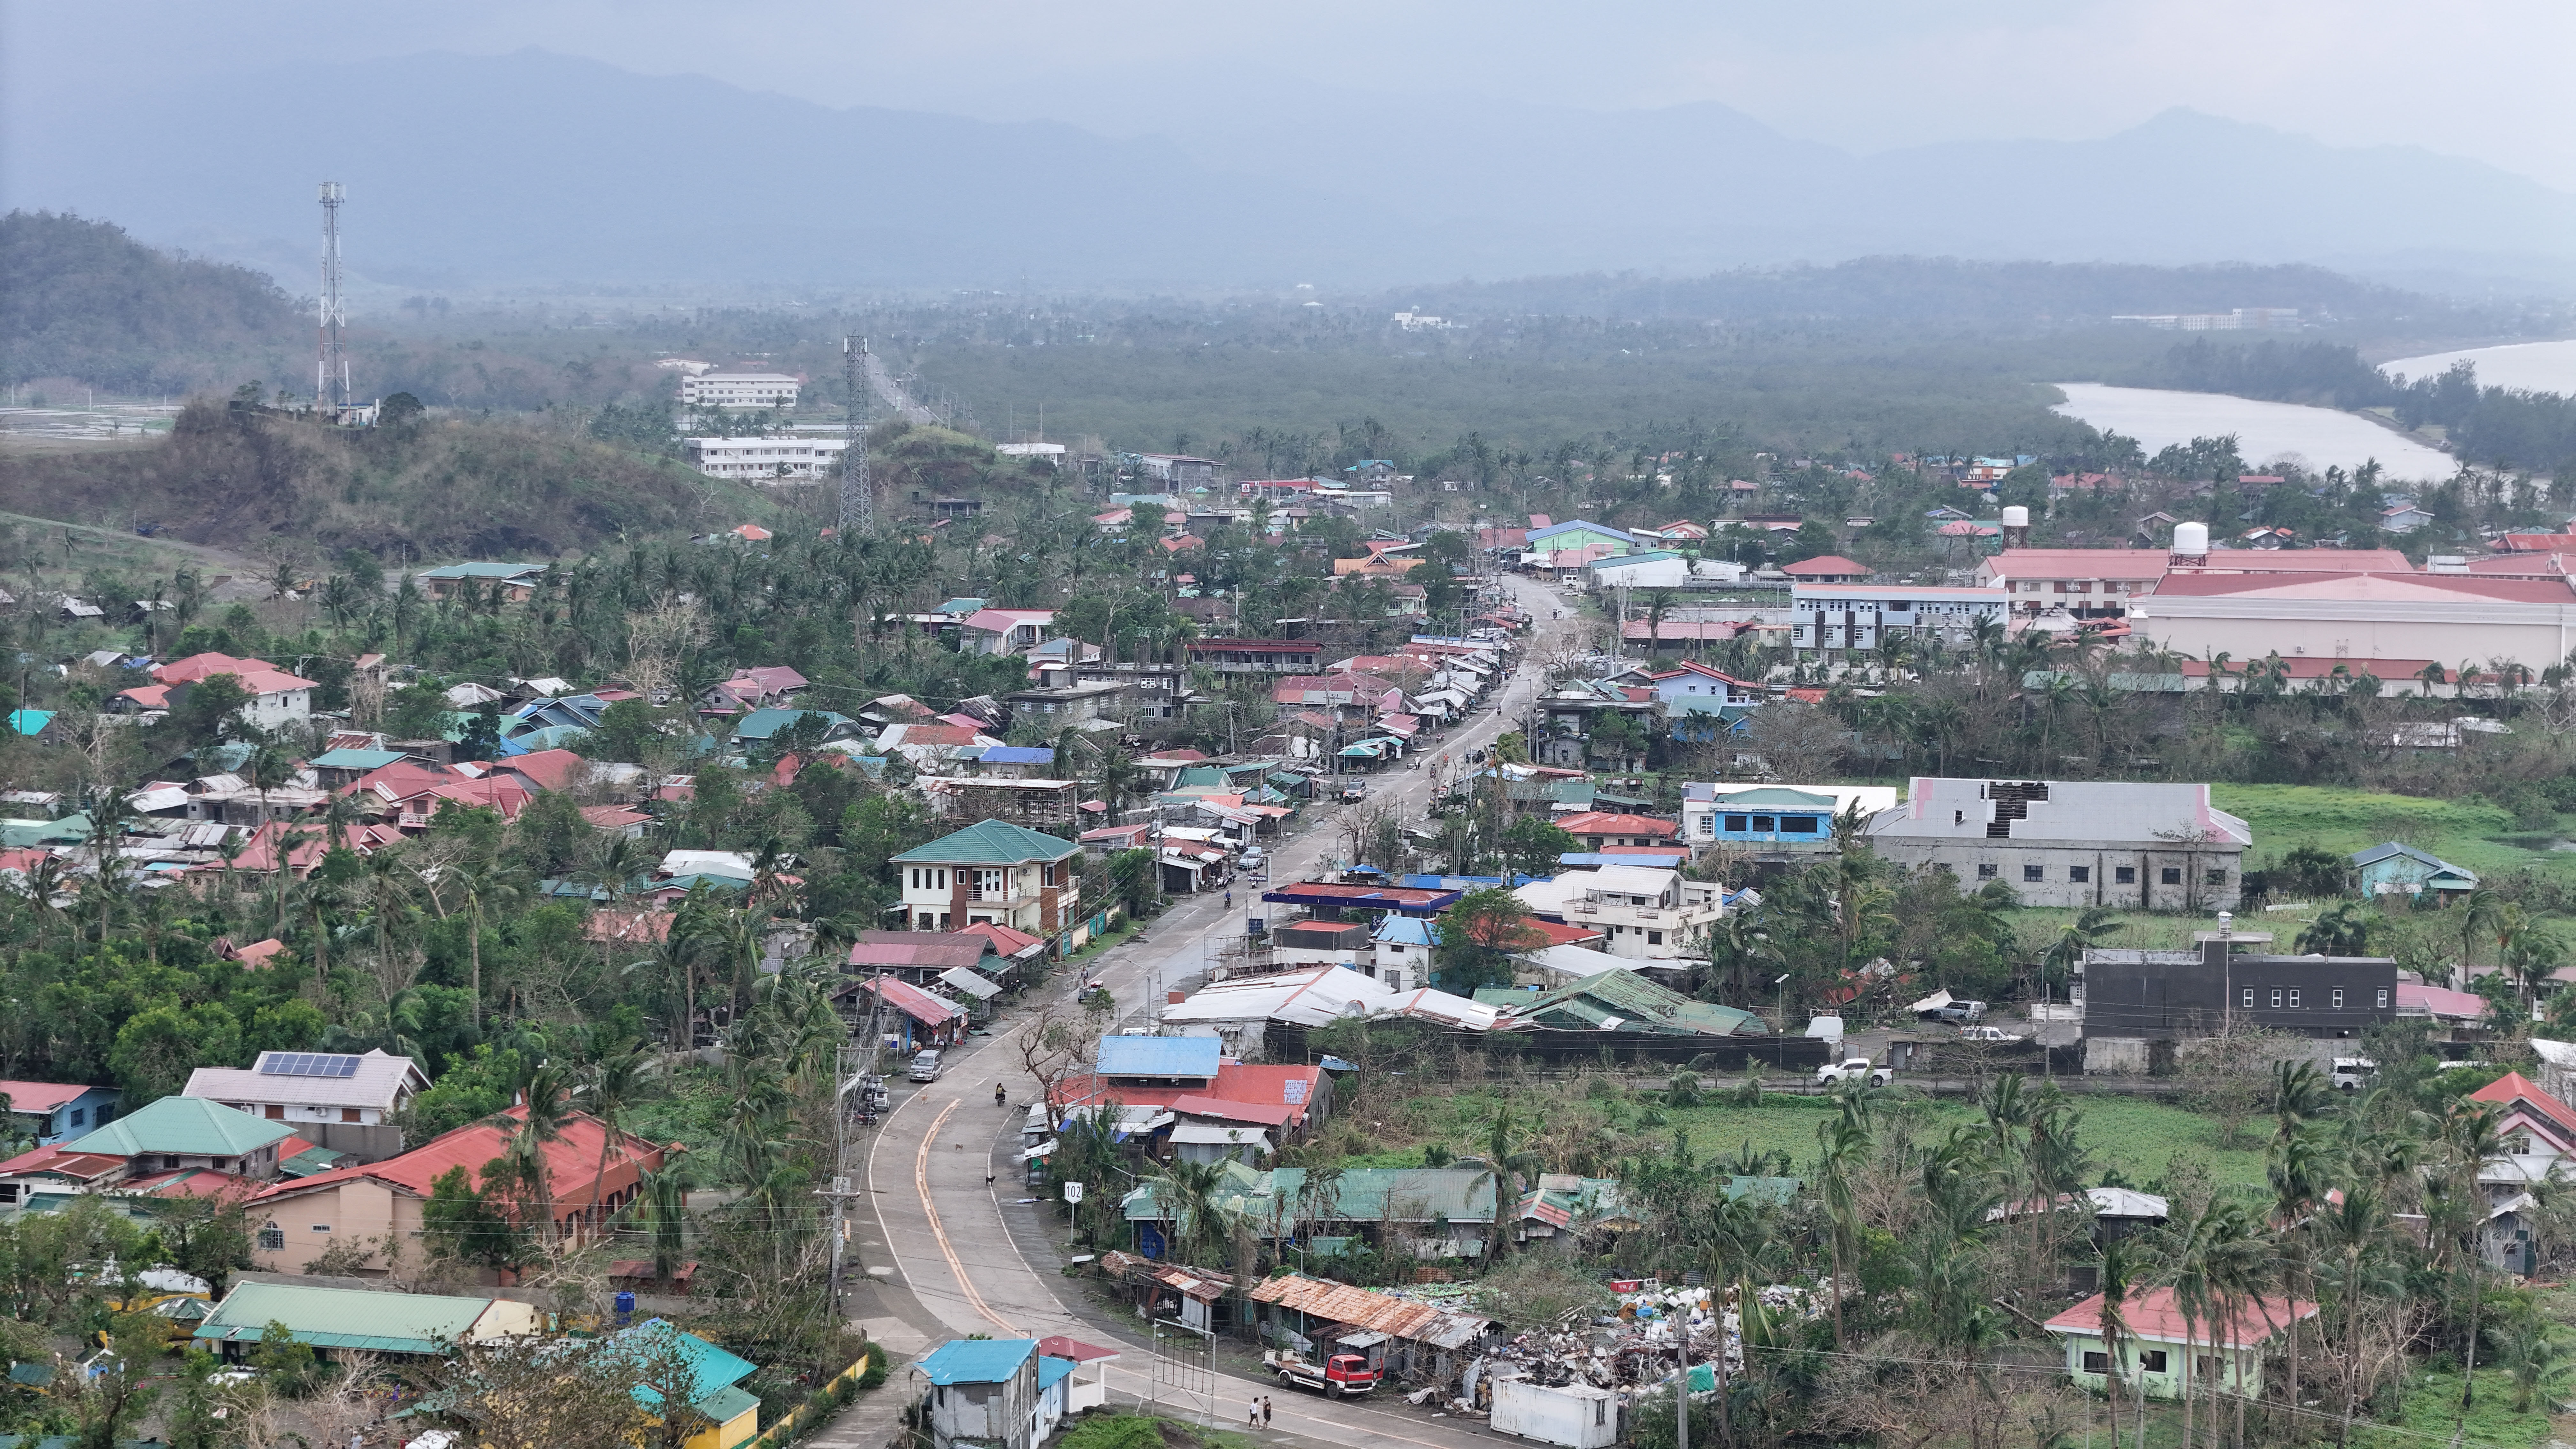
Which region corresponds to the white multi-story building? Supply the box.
[684,436,848,481]
[1557,865,1725,962]
[679,371,801,409]
[1791,582,2008,658]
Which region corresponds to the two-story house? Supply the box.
[1553,865,1724,962]
[183,1049,429,1163]
[1680,786,1840,855]
[958,609,1057,656]
[893,819,1083,946]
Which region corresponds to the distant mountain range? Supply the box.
[8,48,2574,296]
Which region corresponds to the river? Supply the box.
[2049,383,2457,482]
[2380,338,2576,395]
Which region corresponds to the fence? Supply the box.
[743,1352,874,1449]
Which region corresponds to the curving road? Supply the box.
[843,575,1578,1449]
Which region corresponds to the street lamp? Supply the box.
[1775,972,1792,1031]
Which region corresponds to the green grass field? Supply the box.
[1663,1093,2272,1190]
[2214,784,2574,885]
[1357,1086,2273,1191]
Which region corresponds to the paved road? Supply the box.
[843,576,1578,1449]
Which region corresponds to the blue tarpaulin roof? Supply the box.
[1096,1035,1221,1078]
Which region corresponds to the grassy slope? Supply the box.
[2213,783,2576,883]
[0,406,779,562]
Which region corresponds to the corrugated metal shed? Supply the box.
[1248,1273,1491,1349]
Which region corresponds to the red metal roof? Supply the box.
[255,1107,662,1204]
[0,1080,102,1115]
[1555,812,1681,838]
[1782,555,1869,577]
[2044,1286,2315,1348]
[2471,1071,2576,1142]
[847,975,969,1027]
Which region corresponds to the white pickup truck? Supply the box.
[1815,1058,1893,1087]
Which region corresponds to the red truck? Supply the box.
[1264,1349,1379,1397]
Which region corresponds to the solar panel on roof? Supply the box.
[258,1052,364,1078]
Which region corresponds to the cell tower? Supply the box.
[316,182,350,415]
[840,336,873,533]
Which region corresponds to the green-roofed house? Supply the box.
[194,1281,540,1360]
[415,562,548,602]
[729,707,860,745]
[0,1096,298,1204]
[892,819,1081,947]
[609,1318,764,1449]
[1498,969,1766,1037]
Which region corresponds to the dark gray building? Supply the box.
[2082,933,2396,1040]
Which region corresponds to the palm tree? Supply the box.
[506,1060,577,1248]
[2099,1238,2135,1449]
[2041,906,2124,1003]
[1474,1101,1540,1265]
[629,1164,691,1286]
[1147,1157,1231,1267]
[579,1039,651,1229]
[1814,1107,1871,1350]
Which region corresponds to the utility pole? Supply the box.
[824,1038,858,1321]
[840,337,873,535]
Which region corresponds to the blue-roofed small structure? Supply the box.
[6,709,55,739]
[976,747,1054,765]
[1372,916,1434,947]
[920,1337,1039,1385]
[730,707,859,743]
[1096,1035,1221,1081]
[1037,1357,1075,1390]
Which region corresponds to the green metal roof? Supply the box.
[1502,970,1766,1037]
[68,1095,294,1158]
[696,1384,763,1425]
[194,1282,496,1355]
[613,1318,758,1415]
[892,819,1077,866]
[309,747,408,770]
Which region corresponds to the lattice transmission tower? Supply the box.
[840,336,873,534]
[316,182,350,414]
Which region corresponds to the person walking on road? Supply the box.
[1249,1398,1261,1428]
[1263,1397,1273,1427]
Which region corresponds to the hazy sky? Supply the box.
[9,0,2573,190]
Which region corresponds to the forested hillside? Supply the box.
[0,401,774,560]
[0,211,305,393]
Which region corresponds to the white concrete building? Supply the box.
[679,371,800,409]
[1863,777,2250,910]
[1588,552,1748,590]
[1555,865,1724,962]
[1791,582,2007,657]
[684,435,848,481]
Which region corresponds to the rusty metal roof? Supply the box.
[1248,1273,1491,1349]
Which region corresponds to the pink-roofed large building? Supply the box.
[1974,545,2417,622]
[2131,571,2576,666]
